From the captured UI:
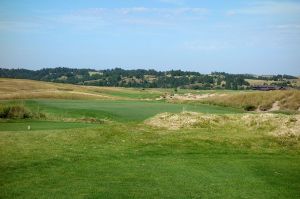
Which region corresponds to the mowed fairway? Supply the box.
[0,79,300,198]
[24,99,243,122]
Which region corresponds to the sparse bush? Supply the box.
[259,103,273,111]
[243,105,256,111]
[0,105,10,118]
[0,104,32,119]
[0,104,47,119]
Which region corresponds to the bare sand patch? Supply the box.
[156,93,227,101]
[269,101,280,111]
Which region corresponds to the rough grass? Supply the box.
[145,112,300,138]
[0,103,45,119]
[200,90,300,111]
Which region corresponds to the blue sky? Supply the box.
[0,0,300,75]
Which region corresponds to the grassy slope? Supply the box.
[0,78,248,101]
[0,78,163,100]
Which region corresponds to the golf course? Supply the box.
[0,78,299,198]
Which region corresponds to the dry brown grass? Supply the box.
[145,112,300,138]
[201,90,300,111]
[245,79,276,86]
[145,112,222,130]
[0,78,124,100]
[245,78,300,87]
[0,78,164,100]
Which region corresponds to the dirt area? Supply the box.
[269,101,280,111]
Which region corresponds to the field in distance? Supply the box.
[0,78,300,198]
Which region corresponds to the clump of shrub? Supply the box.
[243,105,256,111]
[258,103,273,111]
[0,104,45,119]
[0,104,32,119]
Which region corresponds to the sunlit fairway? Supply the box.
[0,79,299,198]
[24,99,243,122]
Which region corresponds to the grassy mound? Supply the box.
[200,90,300,111]
[145,112,225,130]
[145,112,300,138]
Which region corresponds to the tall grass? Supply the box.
[0,103,45,119]
[0,104,32,119]
[201,90,300,111]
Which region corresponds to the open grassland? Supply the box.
[0,78,300,198]
[0,78,247,101]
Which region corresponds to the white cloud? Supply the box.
[271,24,300,30]
[54,7,209,28]
[72,7,209,17]
[183,40,233,51]
[268,23,300,36]
[159,0,185,6]
[226,1,300,16]
[0,21,42,32]
[0,6,210,32]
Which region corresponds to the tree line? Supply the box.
[0,67,297,90]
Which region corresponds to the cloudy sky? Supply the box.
[0,0,300,74]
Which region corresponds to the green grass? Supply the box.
[0,97,299,198]
[91,88,162,99]
[23,99,243,122]
[0,120,96,131]
[1,123,299,198]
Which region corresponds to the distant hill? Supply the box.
[0,78,164,100]
[0,67,298,90]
